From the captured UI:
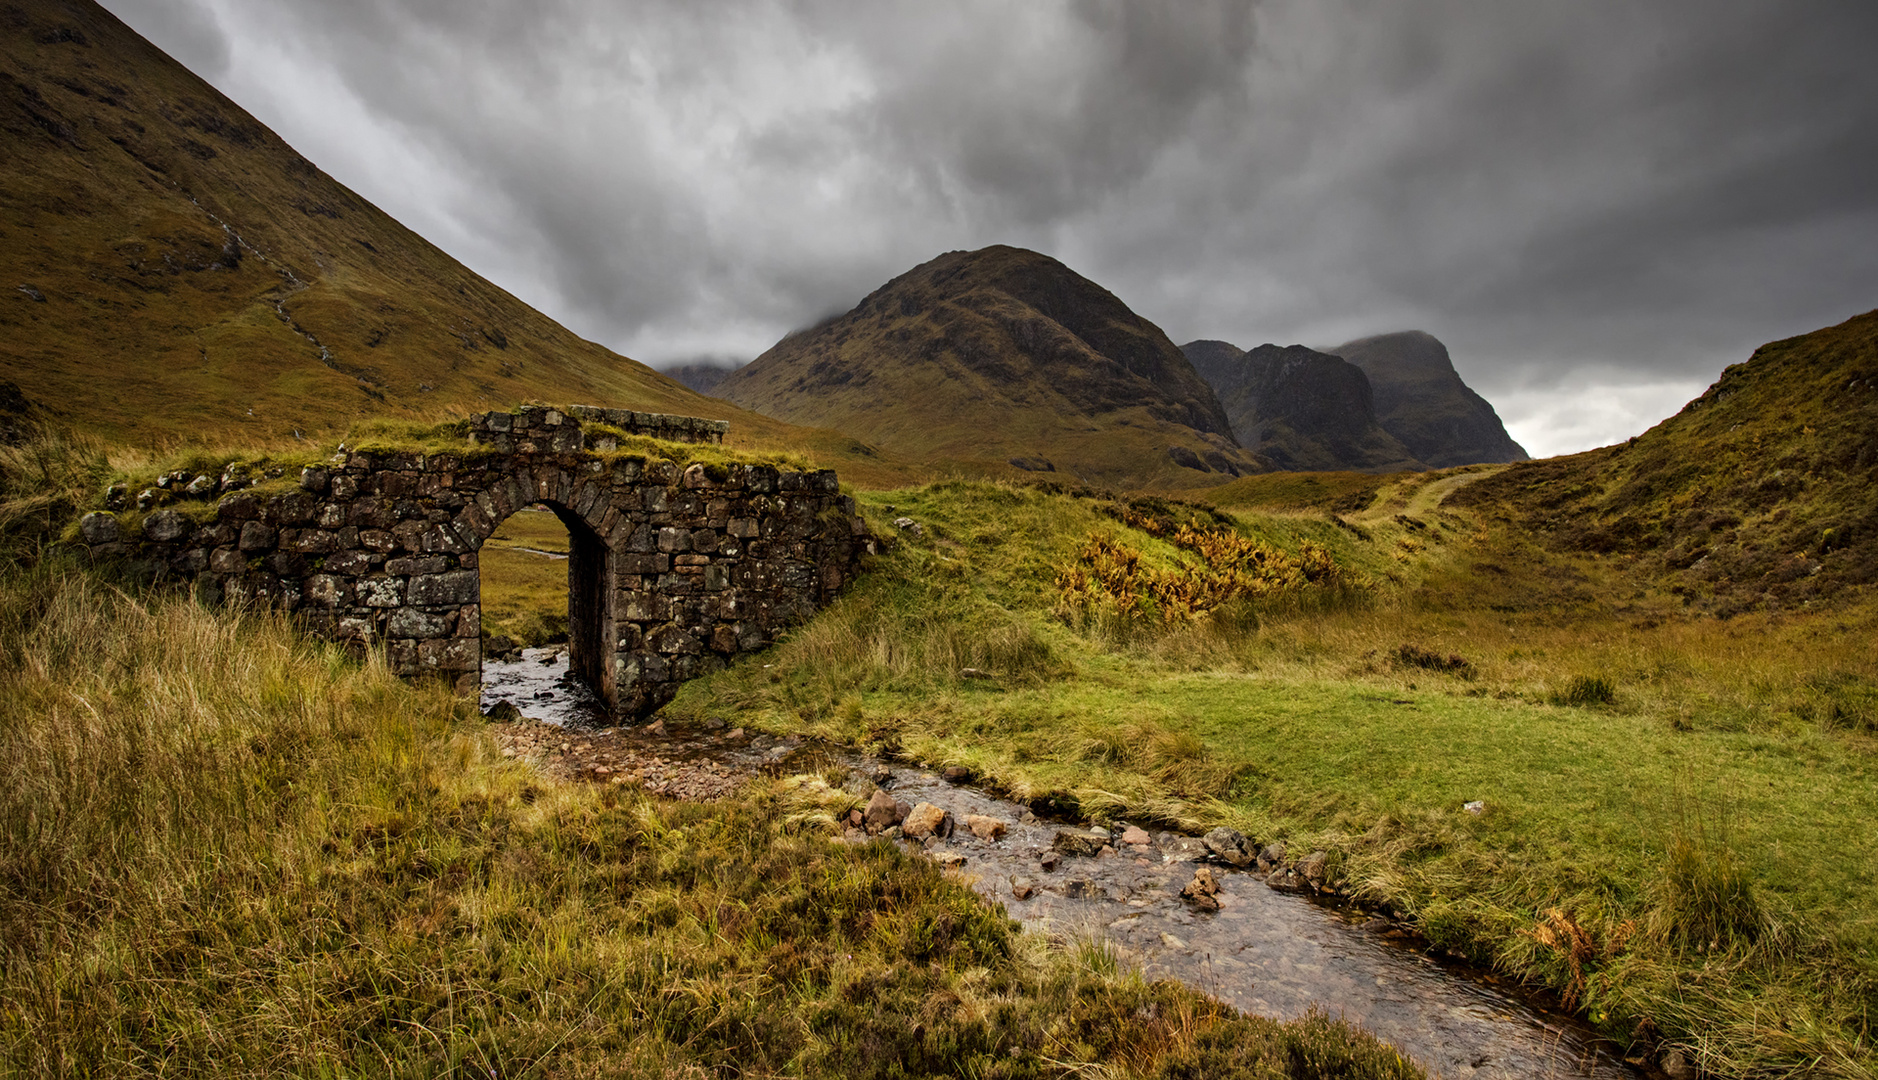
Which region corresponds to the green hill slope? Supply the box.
[0,1,788,451]
[1450,309,1878,612]
[716,246,1265,489]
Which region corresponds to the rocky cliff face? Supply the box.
[1181,341,1421,472]
[716,246,1262,488]
[1328,332,1528,467]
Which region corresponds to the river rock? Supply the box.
[1659,1050,1697,1080]
[644,719,667,736]
[1039,852,1061,872]
[942,765,971,783]
[1011,878,1037,901]
[1257,841,1286,871]
[1064,878,1099,899]
[1121,825,1152,846]
[1298,850,1330,889]
[902,802,953,840]
[1180,866,1222,912]
[863,789,904,832]
[965,814,1007,841]
[1051,830,1108,858]
[934,851,967,870]
[1203,826,1257,867]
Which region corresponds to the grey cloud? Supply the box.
[100,0,1878,452]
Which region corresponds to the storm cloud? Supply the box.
[99,0,1878,455]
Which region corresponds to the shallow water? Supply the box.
[484,653,1642,1079]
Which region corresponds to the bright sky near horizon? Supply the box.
[100,0,1878,458]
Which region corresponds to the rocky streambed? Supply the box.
[483,650,1649,1080]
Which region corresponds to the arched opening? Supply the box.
[477,501,612,719]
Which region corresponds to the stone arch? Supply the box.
[91,406,875,719]
[471,495,615,703]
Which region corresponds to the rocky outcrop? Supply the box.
[1328,331,1528,467]
[1182,340,1423,472]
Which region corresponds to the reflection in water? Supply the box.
[483,652,1641,1080]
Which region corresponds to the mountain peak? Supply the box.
[716,246,1259,487]
[1328,332,1528,467]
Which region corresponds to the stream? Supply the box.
[483,649,1645,1079]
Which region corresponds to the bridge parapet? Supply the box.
[78,406,871,717]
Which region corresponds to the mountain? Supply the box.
[660,361,742,397]
[714,246,1263,488]
[1326,332,1526,467]
[0,1,761,448]
[1181,340,1422,472]
[1449,309,1878,613]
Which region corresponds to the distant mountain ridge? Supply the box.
[1180,340,1422,472]
[716,246,1264,488]
[1328,331,1528,467]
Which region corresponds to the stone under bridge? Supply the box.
[79,406,875,717]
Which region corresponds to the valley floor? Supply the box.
[664,477,1878,1079]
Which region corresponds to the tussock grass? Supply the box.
[0,561,1417,1078]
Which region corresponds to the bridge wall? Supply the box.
[79,406,873,718]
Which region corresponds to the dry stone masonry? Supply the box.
[79,405,872,717]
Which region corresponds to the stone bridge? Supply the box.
[81,406,874,717]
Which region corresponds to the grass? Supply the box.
[0,560,1422,1078]
[655,475,1878,1078]
[480,506,572,646]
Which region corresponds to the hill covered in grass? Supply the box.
[0,1,826,457]
[1181,340,1423,472]
[1449,308,1878,613]
[716,246,1265,489]
[1328,332,1527,467]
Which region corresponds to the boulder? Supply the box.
[1298,850,1330,889]
[863,789,904,833]
[1203,826,1256,867]
[78,511,119,545]
[902,802,954,840]
[965,814,1007,841]
[1257,841,1286,870]
[1180,866,1222,911]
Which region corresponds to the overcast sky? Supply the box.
[100,0,1878,457]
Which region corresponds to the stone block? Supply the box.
[304,574,346,608]
[408,570,478,606]
[141,509,186,542]
[209,546,246,574]
[357,576,405,608]
[656,526,691,553]
[388,607,451,638]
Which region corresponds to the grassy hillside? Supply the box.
[1450,308,1878,613]
[717,246,1264,490]
[0,0,927,489]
